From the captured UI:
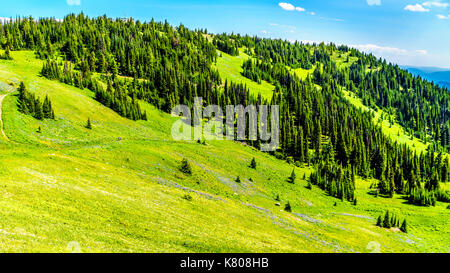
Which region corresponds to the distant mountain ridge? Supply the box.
[401,66,450,89]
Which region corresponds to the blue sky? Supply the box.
[1,0,449,68]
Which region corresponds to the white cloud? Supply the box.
[278,2,307,12]
[350,44,436,67]
[352,44,408,54]
[309,12,316,15]
[367,0,381,6]
[351,44,428,57]
[279,2,295,11]
[437,14,450,18]
[404,4,430,12]
[423,1,449,8]
[415,49,428,55]
[67,0,81,6]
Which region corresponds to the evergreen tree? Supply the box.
[376,215,382,227]
[284,202,292,212]
[86,118,92,129]
[34,99,44,120]
[400,219,408,233]
[250,157,257,169]
[383,211,391,228]
[287,169,296,184]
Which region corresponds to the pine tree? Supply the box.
[17,82,29,114]
[383,211,391,228]
[34,100,44,120]
[376,215,382,227]
[400,219,408,233]
[42,95,52,119]
[287,169,296,184]
[4,47,12,60]
[86,118,92,129]
[336,129,349,166]
[250,158,257,169]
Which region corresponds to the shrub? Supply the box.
[435,189,450,203]
[286,157,294,165]
[306,181,312,190]
[409,188,436,207]
[180,158,192,175]
[275,194,280,201]
[284,202,292,212]
[182,194,193,201]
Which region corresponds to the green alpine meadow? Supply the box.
[0,1,449,254]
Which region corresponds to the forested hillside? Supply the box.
[2,13,449,206]
[0,14,449,252]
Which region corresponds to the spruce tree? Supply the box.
[34,100,44,120]
[250,158,257,169]
[4,47,12,60]
[400,219,408,233]
[287,169,296,184]
[383,211,391,228]
[376,215,382,227]
[86,118,92,129]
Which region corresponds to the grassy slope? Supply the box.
[0,51,448,253]
[343,90,429,153]
[213,49,275,99]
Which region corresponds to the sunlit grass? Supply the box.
[213,49,275,99]
[0,50,448,253]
